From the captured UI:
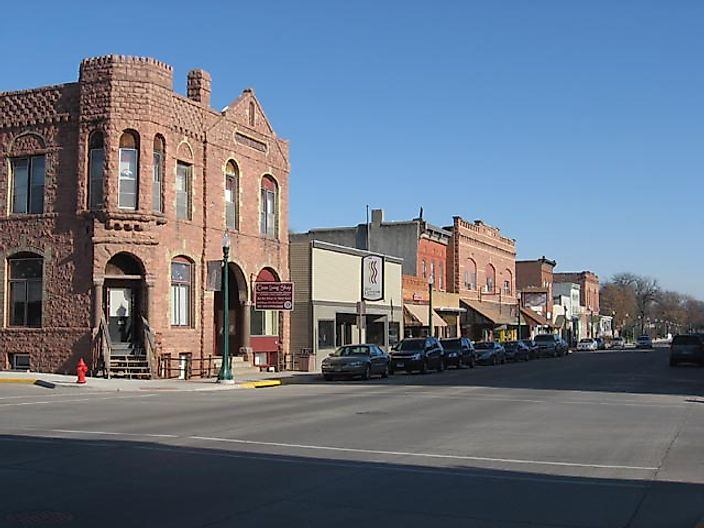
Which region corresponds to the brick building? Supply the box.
[516,257,557,320]
[292,209,462,339]
[554,271,600,340]
[446,217,517,341]
[0,55,290,375]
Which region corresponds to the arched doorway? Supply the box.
[104,252,145,354]
[213,262,248,357]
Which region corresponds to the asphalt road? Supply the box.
[1,347,702,528]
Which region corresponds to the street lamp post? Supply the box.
[428,275,434,338]
[516,292,521,341]
[217,232,234,384]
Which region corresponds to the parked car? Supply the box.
[475,341,506,365]
[439,337,475,368]
[577,338,598,351]
[520,339,538,359]
[669,334,704,367]
[594,337,607,350]
[389,337,444,374]
[611,337,625,349]
[533,334,568,358]
[636,335,653,349]
[322,344,390,381]
[503,341,531,361]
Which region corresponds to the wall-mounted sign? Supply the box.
[362,255,384,301]
[254,282,294,311]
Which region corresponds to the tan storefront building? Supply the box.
[289,239,403,371]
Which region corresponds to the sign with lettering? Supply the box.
[362,255,384,301]
[254,282,294,311]
[235,132,268,153]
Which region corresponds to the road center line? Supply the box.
[0,394,156,408]
[189,436,658,471]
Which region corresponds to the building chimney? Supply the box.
[371,209,384,226]
[187,69,211,107]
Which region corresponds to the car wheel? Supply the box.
[381,364,389,378]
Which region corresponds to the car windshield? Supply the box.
[331,346,369,357]
[440,339,461,349]
[672,335,701,345]
[579,339,593,343]
[534,335,554,342]
[475,342,494,349]
[398,339,425,351]
[637,336,650,341]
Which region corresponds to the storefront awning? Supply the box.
[461,300,516,326]
[403,304,447,327]
[520,307,552,327]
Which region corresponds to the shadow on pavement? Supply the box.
[284,347,704,398]
[0,434,702,528]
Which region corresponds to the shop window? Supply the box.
[251,307,279,336]
[318,320,335,348]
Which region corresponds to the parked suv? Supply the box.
[389,337,444,374]
[439,337,475,368]
[533,334,568,358]
[669,334,704,367]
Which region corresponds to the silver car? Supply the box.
[322,344,391,381]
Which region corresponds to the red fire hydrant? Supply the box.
[76,358,88,384]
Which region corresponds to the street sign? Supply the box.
[254,282,294,311]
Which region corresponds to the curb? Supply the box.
[239,380,282,389]
[0,378,38,384]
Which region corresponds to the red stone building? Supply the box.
[0,55,290,375]
[446,217,517,340]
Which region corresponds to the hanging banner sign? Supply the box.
[362,255,384,301]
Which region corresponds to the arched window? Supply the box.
[170,257,193,327]
[176,161,192,221]
[260,175,278,237]
[464,259,477,290]
[504,269,513,295]
[152,135,164,213]
[225,161,238,229]
[8,252,43,327]
[118,131,139,209]
[485,264,495,293]
[88,131,105,209]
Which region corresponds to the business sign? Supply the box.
[254,282,294,311]
[523,292,547,312]
[362,255,384,301]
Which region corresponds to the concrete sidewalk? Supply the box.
[0,369,322,392]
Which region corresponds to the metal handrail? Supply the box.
[158,354,218,379]
[141,316,157,378]
[94,315,112,379]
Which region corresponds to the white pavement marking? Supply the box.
[189,436,658,472]
[131,444,647,489]
[51,429,177,439]
[0,394,156,408]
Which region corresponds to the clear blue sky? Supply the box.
[2,1,702,299]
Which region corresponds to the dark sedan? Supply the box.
[440,337,475,368]
[475,341,506,366]
[520,339,538,359]
[503,341,531,362]
[322,344,390,381]
[389,337,444,374]
[669,334,704,367]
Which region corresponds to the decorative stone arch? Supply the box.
[104,251,146,277]
[176,140,194,162]
[9,132,47,155]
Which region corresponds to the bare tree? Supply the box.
[609,273,659,334]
